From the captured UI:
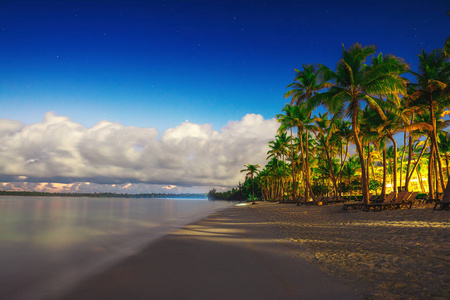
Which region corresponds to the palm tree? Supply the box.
[277,104,299,201]
[438,131,450,179]
[285,64,329,203]
[267,132,291,198]
[409,49,450,196]
[285,64,331,106]
[240,164,260,204]
[277,104,319,203]
[315,112,340,199]
[311,44,408,204]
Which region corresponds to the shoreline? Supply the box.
[59,204,358,300]
[57,201,449,299]
[2,198,233,300]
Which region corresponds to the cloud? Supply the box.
[0,112,277,192]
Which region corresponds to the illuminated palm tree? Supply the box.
[311,44,408,204]
[315,113,340,199]
[409,49,450,195]
[285,64,330,201]
[277,104,319,202]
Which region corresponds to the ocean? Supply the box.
[0,196,232,300]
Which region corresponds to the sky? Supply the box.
[0,0,448,194]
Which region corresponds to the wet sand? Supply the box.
[60,204,359,300]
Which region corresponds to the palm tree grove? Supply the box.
[209,43,450,209]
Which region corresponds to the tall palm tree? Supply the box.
[277,104,319,203]
[285,64,328,202]
[240,164,260,204]
[409,49,450,195]
[277,104,299,201]
[310,44,408,204]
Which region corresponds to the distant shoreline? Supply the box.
[0,190,207,199]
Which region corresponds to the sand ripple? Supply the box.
[246,202,450,300]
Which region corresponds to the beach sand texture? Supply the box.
[60,204,358,300]
[252,202,450,299]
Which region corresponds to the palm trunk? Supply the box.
[299,129,316,204]
[441,177,450,204]
[388,135,398,197]
[352,102,369,204]
[289,128,296,201]
[405,115,414,191]
[445,155,449,180]
[251,174,255,204]
[434,151,440,195]
[381,146,387,199]
[399,133,407,191]
[417,165,425,193]
[408,138,428,187]
[430,99,446,193]
[337,142,349,199]
[366,144,371,184]
[428,146,434,199]
[322,136,340,200]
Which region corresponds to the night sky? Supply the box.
[0,0,448,193]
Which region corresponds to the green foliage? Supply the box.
[208,177,262,201]
[311,183,329,196]
[207,187,247,201]
[368,179,382,191]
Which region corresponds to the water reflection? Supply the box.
[0,196,231,300]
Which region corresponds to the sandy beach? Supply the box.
[251,202,450,299]
[58,201,449,300]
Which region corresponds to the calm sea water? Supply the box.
[0,196,232,300]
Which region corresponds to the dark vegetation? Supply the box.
[208,180,259,201]
[0,190,207,199]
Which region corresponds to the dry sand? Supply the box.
[251,201,450,300]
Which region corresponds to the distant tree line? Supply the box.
[208,180,259,201]
[0,190,207,199]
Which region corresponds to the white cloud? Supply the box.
[0,112,277,192]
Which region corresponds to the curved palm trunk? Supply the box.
[430,100,446,193]
[337,142,350,188]
[408,138,428,189]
